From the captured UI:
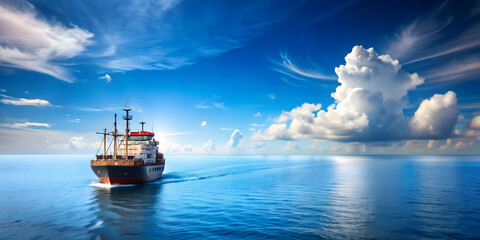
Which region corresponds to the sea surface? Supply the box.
[0,155,479,239]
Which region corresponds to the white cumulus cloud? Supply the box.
[226,129,243,150]
[69,136,97,150]
[465,116,480,139]
[0,2,93,82]
[202,139,216,153]
[408,91,459,139]
[99,74,112,82]
[252,46,459,142]
[454,140,473,150]
[282,142,300,153]
[427,140,435,149]
[467,116,480,129]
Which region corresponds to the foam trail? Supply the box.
[153,163,323,185]
[87,220,103,230]
[158,172,234,184]
[89,182,136,188]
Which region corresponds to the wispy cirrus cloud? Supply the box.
[458,102,480,110]
[75,0,299,72]
[422,58,480,83]
[2,122,51,128]
[298,0,359,28]
[387,1,451,61]
[212,102,227,110]
[386,1,480,85]
[195,101,227,110]
[403,23,480,65]
[0,94,54,106]
[270,52,336,81]
[73,105,143,112]
[74,106,117,112]
[0,2,93,82]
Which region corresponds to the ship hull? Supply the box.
[91,165,164,184]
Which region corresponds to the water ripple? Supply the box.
[1,155,479,239]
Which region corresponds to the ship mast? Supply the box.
[96,128,107,160]
[140,121,146,132]
[123,107,132,160]
[113,114,118,160]
[103,128,106,159]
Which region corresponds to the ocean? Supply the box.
[0,155,479,239]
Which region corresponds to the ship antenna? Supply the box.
[123,106,132,160]
[140,121,146,132]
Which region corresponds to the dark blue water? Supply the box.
[0,155,479,239]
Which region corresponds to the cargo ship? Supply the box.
[91,107,165,184]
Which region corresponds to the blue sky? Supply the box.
[0,0,479,154]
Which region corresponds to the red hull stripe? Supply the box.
[99,176,161,184]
